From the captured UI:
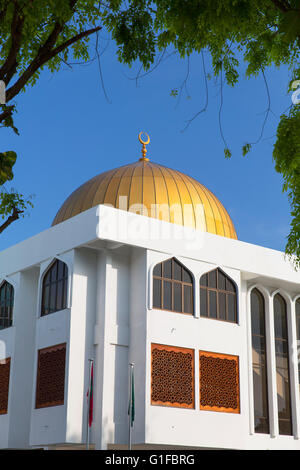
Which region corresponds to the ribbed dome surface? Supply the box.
[52,160,237,239]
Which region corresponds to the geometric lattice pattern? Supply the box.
[199,351,240,413]
[36,344,66,408]
[151,343,194,409]
[0,358,10,414]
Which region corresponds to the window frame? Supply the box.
[273,292,293,436]
[0,281,14,330]
[152,258,194,315]
[40,259,68,317]
[250,288,270,434]
[200,268,238,323]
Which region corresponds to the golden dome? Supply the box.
[52,157,237,239]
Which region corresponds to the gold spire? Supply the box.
[138,131,150,161]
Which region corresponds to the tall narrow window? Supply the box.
[251,289,269,433]
[200,268,237,323]
[274,294,292,435]
[0,282,14,330]
[152,258,194,314]
[41,259,68,316]
[296,299,300,395]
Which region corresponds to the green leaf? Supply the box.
[242,143,252,156]
[224,148,232,159]
[0,151,17,185]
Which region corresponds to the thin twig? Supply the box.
[95,30,111,103]
[181,51,209,132]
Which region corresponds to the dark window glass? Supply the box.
[56,280,64,311]
[42,285,50,316]
[251,289,269,434]
[274,297,287,339]
[153,263,162,277]
[200,288,207,316]
[226,278,235,293]
[41,260,68,316]
[182,269,192,284]
[219,292,226,320]
[218,270,226,291]
[153,279,162,309]
[174,282,182,312]
[208,270,217,288]
[51,261,57,282]
[163,281,172,311]
[57,260,65,279]
[273,294,292,436]
[173,260,182,281]
[152,258,194,314]
[49,284,57,313]
[163,259,172,279]
[184,285,193,314]
[251,291,265,336]
[227,294,236,322]
[200,273,207,287]
[199,268,237,323]
[209,291,217,318]
[0,282,14,330]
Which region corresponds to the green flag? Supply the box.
[128,366,135,427]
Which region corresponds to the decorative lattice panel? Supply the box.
[36,344,66,408]
[0,358,10,414]
[151,343,194,408]
[199,351,240,413]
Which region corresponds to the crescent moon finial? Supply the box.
[138,132,150,161]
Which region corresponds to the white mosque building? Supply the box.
[0,133,300,450]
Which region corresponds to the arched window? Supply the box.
[251,288,269,434]
[0,281,14,329]
[200,268,237,323]
[152,258,194,314]
[274,293,292,435]
[41,259,68,316]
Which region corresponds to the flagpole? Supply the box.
[86,359,93,450]
[128,362,134,450]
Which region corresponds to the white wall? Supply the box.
[93,247,130,449]
[1,205,300,449]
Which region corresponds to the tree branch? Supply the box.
[0,107,13,124]
[0,1,25,82]
[6,25,101,102]
[0,206,22,234]
[0,1,9,23]
[269,0,290,12]
[50,25,102,59]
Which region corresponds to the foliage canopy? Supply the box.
[1,0,300,265]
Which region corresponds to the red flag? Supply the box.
[88,362,93,427]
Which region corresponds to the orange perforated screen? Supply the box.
[199,350,240,413]
[36,344,66,408]
[151,343,194,409]
[0,358,10,414]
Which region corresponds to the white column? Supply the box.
[266,294,278,438]
[246,285,255,435]
[93,251,114,450]
[288,299,300,438]
[8,268,39,448]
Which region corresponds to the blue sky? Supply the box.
[0,36,294,253]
